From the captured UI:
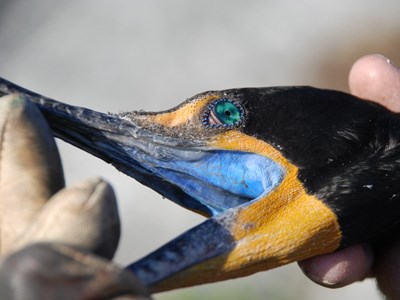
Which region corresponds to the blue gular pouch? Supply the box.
[136,148,285,216]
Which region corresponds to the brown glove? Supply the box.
[0,94,149,299]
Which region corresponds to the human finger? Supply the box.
[374,240,400,300]
[349,54,400,112]
[298,244,373,287]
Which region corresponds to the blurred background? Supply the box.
[0,1,399,299]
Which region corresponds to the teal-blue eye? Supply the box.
[202,99,244,128]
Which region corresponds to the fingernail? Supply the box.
[321,262,347,286]
[299,260,343,287]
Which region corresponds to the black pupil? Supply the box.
[225,110,231,116]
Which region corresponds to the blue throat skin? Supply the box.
[132,149,284,215]
[1,77,400,293]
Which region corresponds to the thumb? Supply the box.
[349,54,400,112]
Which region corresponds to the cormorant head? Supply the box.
[2,78,399,293]
[120,87,346,292]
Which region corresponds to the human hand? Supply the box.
[299,54,400,299]
[0,94,149,299]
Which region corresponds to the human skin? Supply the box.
[299,54,400,300]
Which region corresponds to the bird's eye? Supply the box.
[202,99,244,128]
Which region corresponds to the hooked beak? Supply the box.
[0,78,342,293]
[0,77,283,217]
